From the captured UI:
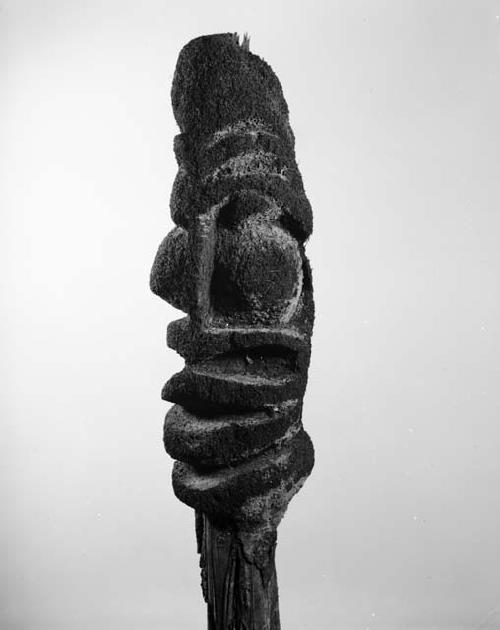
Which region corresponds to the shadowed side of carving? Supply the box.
[151,33,314,630]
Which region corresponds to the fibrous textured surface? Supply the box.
[151,33,314,629]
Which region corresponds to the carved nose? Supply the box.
[150,226,190,312]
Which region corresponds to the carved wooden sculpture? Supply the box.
[151,33,314,629]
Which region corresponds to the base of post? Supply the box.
[197,511,281,630]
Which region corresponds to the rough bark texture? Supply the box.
[151,33,314,628]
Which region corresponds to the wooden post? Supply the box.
[199,514,280,630]
[151,33,315,628]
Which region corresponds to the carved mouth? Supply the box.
[161,336,314,526]
[162,335,314,526]
[195,345,298,377]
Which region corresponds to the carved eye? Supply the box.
[211,219,302,325]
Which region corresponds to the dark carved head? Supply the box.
[151,33,314,532]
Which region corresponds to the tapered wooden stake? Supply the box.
[151,33,315,628]
[199,515,280,630]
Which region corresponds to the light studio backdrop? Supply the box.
[2,1,499,629]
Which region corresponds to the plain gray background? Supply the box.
[2,1,499,628]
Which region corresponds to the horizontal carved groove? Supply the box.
[166,317,312,362]
[205,119,279,147]
[202,151,291,185]
[195,346,298,378]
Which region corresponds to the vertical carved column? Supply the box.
[151,33,314,629]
